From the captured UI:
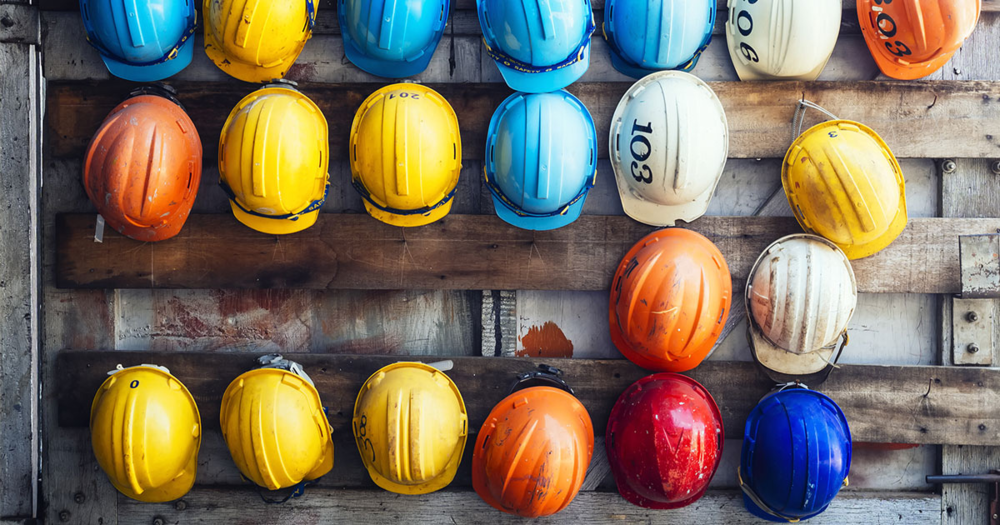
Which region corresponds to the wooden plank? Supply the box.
[56,214,1000,294]
[0,4,39,44]
[117,488,940,524]
[46,80,1000,161]
[0,42,40,520]
[56,352,1000,446]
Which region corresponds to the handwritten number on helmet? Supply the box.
[736,0,760,63]
[629,121,654,184]
[869,0,911,58]
[388,92,421,100]
[356,414,377,463]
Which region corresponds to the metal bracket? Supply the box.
[960,234,1000,299]
[952,298,994,366]
[927,471,1000,525]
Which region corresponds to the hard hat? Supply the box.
[477,0,596,93]
[783,120,907,260]
[609,72,728,227]
[858,0,980,80]
[220,355,334,491]
[603,0,714,78]
[473,373,593,518]
[610,228,732,372]
[219,83,329,235]
[204,0,317,82]
[607,373,723,509]
[485,91,597,231]
[339,0,450,78]
[726,0,842,80]
[350,84,462,227]
[84,86,202,242]
[90,365,201,502]
[740,387,851,522]
[353,362,468,494]
[747,234,857,385]
[80,0,196,81]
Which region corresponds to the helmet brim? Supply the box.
[204,33,302,83]
[229,201,321,235]
[341,34,440,79]
[748,324,836,377]
[491,193,587,231]
[102,37,195,82]
[615,180,715,227]
[494,46,591,93]
[363,197,454,228]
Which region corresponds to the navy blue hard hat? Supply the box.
[339,0,450,79]
[484,91,597,231]
[740,388,852,522]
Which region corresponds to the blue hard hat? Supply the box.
[603,0,714,79]
[477,0,596,93]
[485,91,597,231]
[80,0,197,81]
[339,0,450,79]
[740,388,852,522]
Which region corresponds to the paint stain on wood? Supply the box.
[518,322,573,358]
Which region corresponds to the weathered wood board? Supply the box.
[0,39,41,520]
[57,214,998,294]
[46,80,1000,160]
[116,489,941,525]
[56,352,1000,447]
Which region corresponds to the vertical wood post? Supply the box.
[0,1,41,518]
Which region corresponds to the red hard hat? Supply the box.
[83,87,202,242]
[606,373,724,509]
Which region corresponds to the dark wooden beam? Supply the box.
[47,80,1000,160]
[56,213,1000,293]
[57,351,1000,446]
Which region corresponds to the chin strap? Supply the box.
[737,466,802,523]
[792,99,840,141]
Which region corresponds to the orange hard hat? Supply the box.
[473,386,594,518]
[84,86,202,241]
[610,228,732,372]
[858,0,980,80]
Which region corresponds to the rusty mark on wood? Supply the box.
[518,322,573,358]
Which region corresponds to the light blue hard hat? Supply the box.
[477,0,596,93]
[339,0,450,79]
[740,387,852,522]
[485,91,597,231]
[80,0,197,81]
[603,0,714,78]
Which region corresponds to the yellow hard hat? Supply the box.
[219,84,329,235]
[782,120,907,260]
[220,356,333,491]
[90,365,201,503]
[353,362,468,494]
[350,84,462,227]
[203,0,316,82]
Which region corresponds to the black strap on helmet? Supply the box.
[127,82,185,110]
[508,364,574,395]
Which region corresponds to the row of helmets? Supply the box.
[90,356,849,521]
[79,0,981,85]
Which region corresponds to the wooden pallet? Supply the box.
[27,3,1000,525]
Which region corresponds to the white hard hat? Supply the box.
[746,234,857,381]
[726,0,842,81]
[609,71,728,227]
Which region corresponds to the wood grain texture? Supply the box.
[46,80,1000,161]
[56,214,1000,294]
[56,352,1000,446]
[0,42,40,520]
[116,489,941,524]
